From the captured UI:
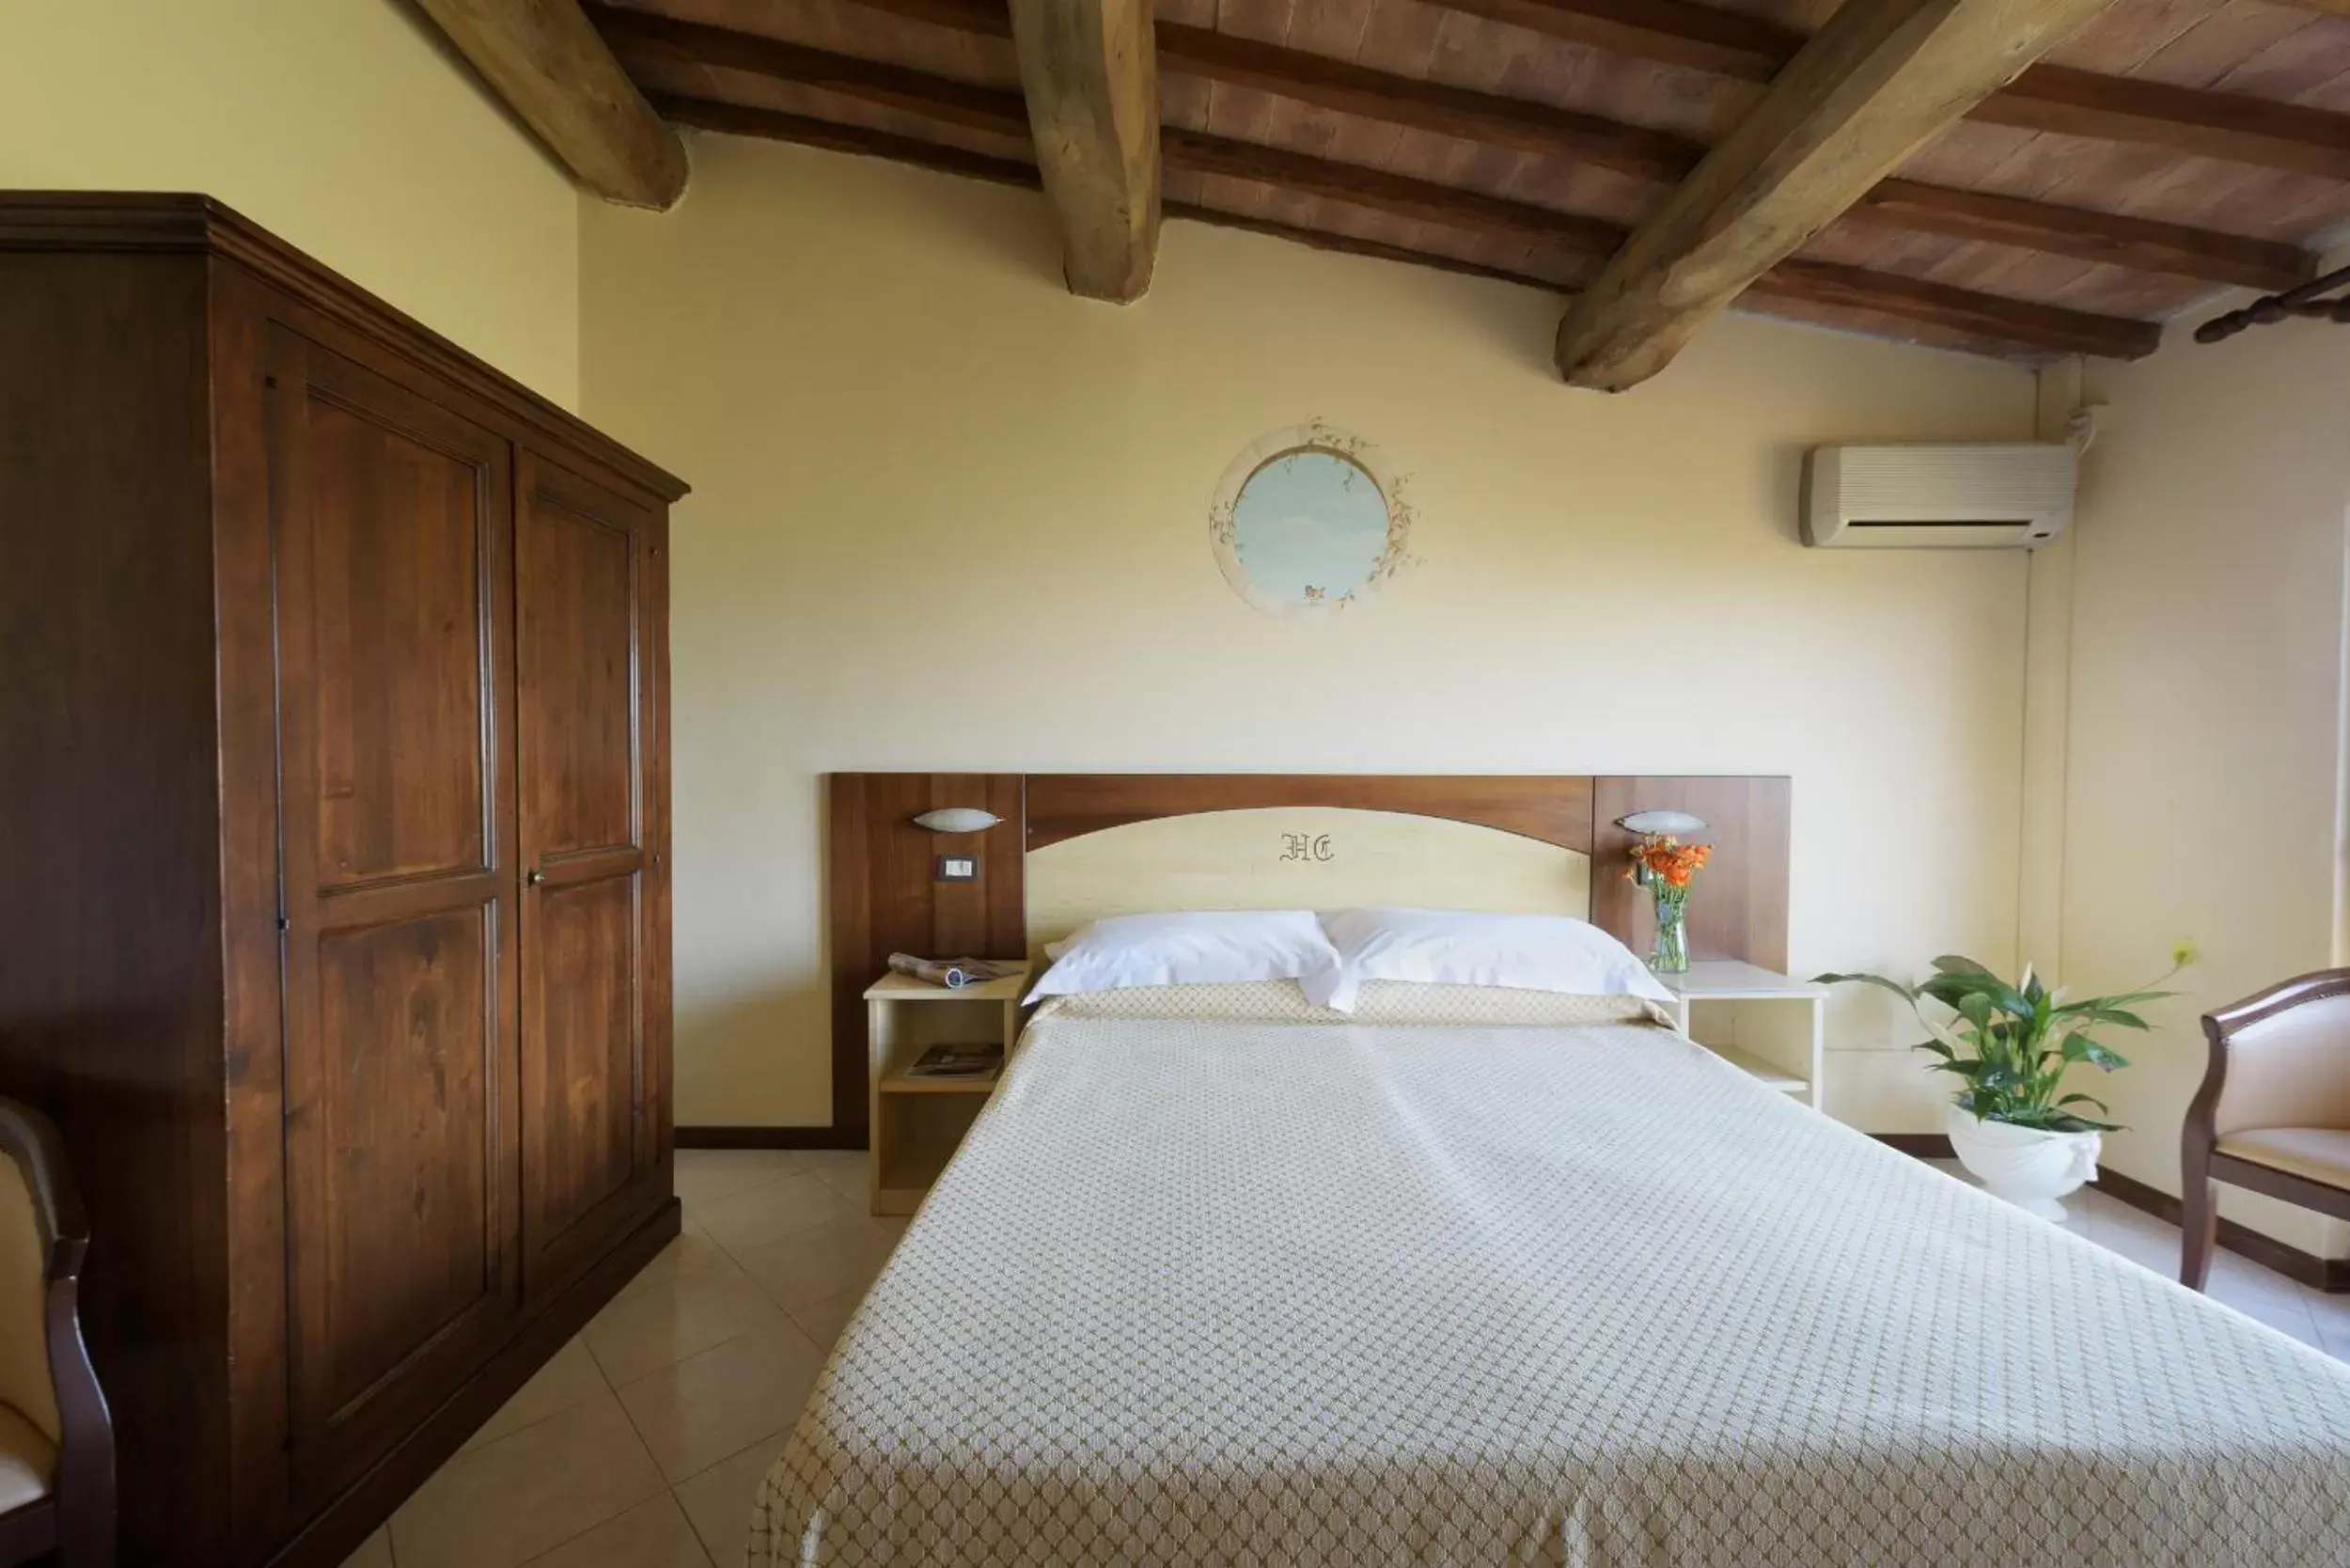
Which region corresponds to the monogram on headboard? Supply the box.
[1279,833,1335,864]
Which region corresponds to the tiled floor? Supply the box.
[339,1148,902,1568]
[341,1152,2350,1568]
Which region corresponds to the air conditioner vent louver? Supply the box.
[1804,444,2076,550]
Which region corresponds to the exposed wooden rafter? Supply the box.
[1554,0,2124,391]
[1150,21,2311,292]
[410,0,688,208]
[1431,0,2350,181]
[643,71,2158,363]
[599,4,2309,297]
[1005,0,1161,301]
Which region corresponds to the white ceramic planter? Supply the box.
[1946,1107,2100,1223]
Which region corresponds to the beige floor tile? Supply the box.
[461,1337,610,1454]
[675,1432,793,1567]
[796,1150,869,1202]
[783,1285,868,1351]
[692,1173,857,1257]
[391,1394,666,1568]
[2209,1270,2324,1345]
[339,1527,395,1568]
[674,1149,807,1209]
[618,1322,827,1482]
[614,1231,740,1301]
[521,1492,714,1568]
[583,1266,792,1387]
[731,1215,906,1311]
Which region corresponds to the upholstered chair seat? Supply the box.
[2215,1127,2350,1191]
[0,1405,53,1517]
[2183,972,2350,1291]
[0,1100,109,1566]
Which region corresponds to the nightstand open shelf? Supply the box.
[1653,960,1825,1110]
[865,965,1031,1215]
[878,1070,1003,1095]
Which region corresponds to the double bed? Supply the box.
[768,778,2350,1565]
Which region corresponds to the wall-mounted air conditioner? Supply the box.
[1803,443,2076,549]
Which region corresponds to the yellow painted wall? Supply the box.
[2063,290,2350,1257]
[580,133,2042,1130]
[0,0,584,404]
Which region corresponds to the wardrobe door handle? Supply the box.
[527,869,547,886]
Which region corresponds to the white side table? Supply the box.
[1654,961,1826,1110]
[865,965,1032,1215]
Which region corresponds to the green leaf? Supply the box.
[1814,972,1919,1003]
[2058,1092,2110,1114]
[1910,1038,1955,1061]
[2056,1006,2152,1032]
[2052,989,2175,1017]
[1956,993,1995,1032]
[1930,955,1998,977]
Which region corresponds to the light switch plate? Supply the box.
[935,855,979,883]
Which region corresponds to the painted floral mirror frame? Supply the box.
[1208,419,1418,621]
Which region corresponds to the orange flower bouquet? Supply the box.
[1626,834,1712,972]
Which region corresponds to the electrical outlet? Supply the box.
[935,855,979,883]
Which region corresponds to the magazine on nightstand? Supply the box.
[906,1043,1004,1078]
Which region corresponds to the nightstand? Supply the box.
[865,964,1032,1215]
[1654,961,1825,1110]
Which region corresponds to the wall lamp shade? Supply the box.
[1617,808,1708,836]
[912,807,1003,834]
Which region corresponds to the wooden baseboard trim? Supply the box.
[1872,1133,1955,1159]
[678,1124,867,1150]
[266,1197,683,1568]
[2092,1167,2350,1294]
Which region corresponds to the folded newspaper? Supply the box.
[886,952,1026,990]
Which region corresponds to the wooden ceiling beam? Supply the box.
[597,7,1028,138]
[410,0,687,208]
[1554,0,2126,391]
[652,93,1041,187]
[1153,23,2311,292]
[1162,128,1627,256]
[603,6,2309,292]
[1749,259,2155,359]
[650,86,2157,362]
[1432,0,2350,181]
[1006,0,1162,301]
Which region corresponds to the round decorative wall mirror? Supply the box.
[1209,420,1415,621]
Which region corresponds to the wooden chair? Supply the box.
[2182,970,2350,1292]
[0,1099,112,1567]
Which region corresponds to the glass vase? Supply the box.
[1650,891,1690,973]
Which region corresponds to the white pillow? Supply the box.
[1318,908,1673,1011]
[1026,911,1344,1005]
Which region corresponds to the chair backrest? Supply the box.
[2208,972,2350,1137]
[0,1152,60,1446]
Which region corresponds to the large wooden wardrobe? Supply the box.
[0,195,683,1567]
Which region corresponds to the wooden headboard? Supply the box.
[824,772,1789,1137]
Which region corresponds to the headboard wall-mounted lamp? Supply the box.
[913,808,1003,834]
[1616,809,1708,837]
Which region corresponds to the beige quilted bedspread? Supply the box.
[754,1010,2350,1566]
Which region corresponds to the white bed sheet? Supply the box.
[755,1009,2350,1566]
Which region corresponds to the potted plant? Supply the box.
[1816,947,2192,1221]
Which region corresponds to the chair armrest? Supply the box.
[2196,970,2350,1139]
[0,1097,90,1282]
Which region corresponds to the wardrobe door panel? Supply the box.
[517,452,661,1302]
[271,327,523,1501]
